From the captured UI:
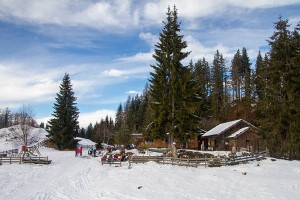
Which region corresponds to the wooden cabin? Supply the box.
[202,119,262,153]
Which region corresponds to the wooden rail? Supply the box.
[128,156,210,168]
[0,156,51,165]
[128,150,269,168]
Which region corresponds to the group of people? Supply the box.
[75,147,83,157]
[88,148,97,157]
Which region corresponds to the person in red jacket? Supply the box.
[80,147,83,156]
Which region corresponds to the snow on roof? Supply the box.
[77,138,97,146]
[227,127,250,139]
[202,119,242,137]
[74,137,97,145]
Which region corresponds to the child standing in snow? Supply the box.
[75,148,78,157]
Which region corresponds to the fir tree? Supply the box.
[115,103,124,131]
[114,124,131,145]
[149,6,198,151]
[194,58,211,119]
[48,74,79,150]
[210,50,226,123]
[241,47,252,120]
[260,17,300,159]
[85,123,93,139]
[254,51,265,101]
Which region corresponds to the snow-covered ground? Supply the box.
[1,128,300,200]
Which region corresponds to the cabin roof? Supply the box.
[202,119,242,137]
[227,127,250,139]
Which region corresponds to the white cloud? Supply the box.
[78,109,116,128]
[127,90,140,95]
[227,0,300,9]
[118,52,154,63]
[1,0,299,32]
[0,62,59,108]
[139,32,158,46]
[0,0,139,32]
[102,69,125,77]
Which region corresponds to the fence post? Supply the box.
[205,156,206,168]
[128,156,131,169]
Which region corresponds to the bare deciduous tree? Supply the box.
[9,105,36,146]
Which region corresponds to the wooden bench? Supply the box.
[101,159,122,166]
[22,157,51,165]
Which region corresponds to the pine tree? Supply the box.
[231,49,242,103]
[85,123,93,139]
[79,127,85,138]
[114,124,131,145]
[48,74,79,150]
[241,47,251,98]
[254,51,265,101]
[241,47,252,120]
[115,103,124,131]
[149,6,197,151]
[289,22,300,159]
[210,50,226,123]
[260,17,300,159]
[194,58,211,118]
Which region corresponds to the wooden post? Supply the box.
[128,156,132,169]
[205,156,207,168]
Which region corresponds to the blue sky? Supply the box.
[0,0,300,127]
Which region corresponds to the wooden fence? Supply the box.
[128,156,210,168]
[128,150,269,168]
[0,156,51,165]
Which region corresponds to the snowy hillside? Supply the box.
[0,126,48,151]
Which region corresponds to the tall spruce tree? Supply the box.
[194,58,211,119]
[241,47,252,120]
[48,74,79,150]
[149,6,199,151]
[210,50,226,123]
[260,17,300,159]
[254,51,265,101]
